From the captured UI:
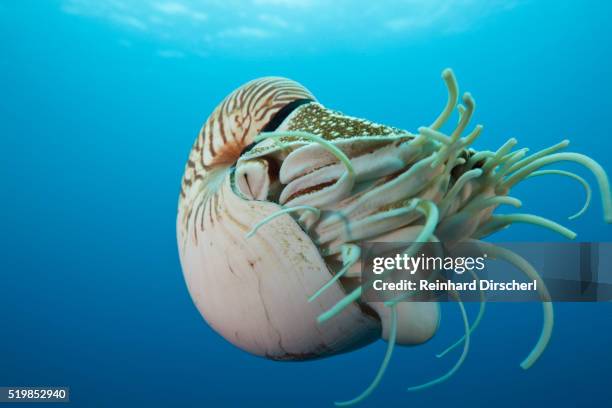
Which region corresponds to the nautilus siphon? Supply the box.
[176,69,612,405]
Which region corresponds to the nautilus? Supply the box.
[177,69,612,405]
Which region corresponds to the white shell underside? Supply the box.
[178,171,380,359]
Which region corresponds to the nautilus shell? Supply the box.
[177,70,611,403]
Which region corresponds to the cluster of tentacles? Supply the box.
[242,69,612,406]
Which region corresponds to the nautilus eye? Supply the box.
[177,70,612,405]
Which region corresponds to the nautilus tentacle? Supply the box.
[178,69,612,404]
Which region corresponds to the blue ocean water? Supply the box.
[1,1,612,406]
